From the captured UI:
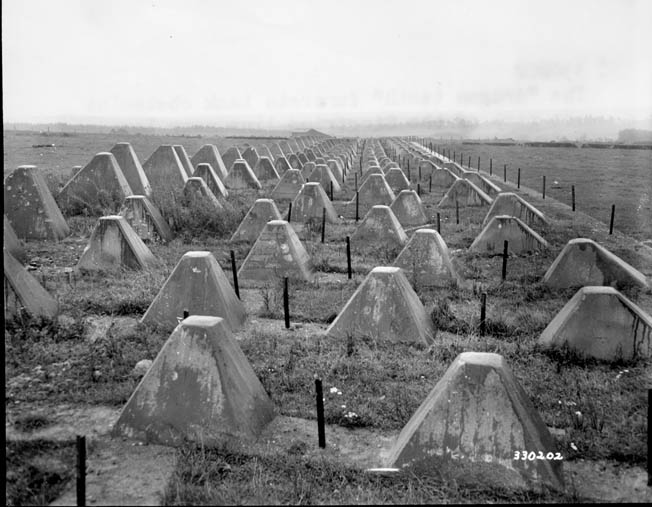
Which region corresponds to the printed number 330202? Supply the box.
[513,451,563,461]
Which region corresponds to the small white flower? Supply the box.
[337,391,342,395]
[574,411,582,417]
[341,405,346,409]
[570,442,578,451]
[330,387,338,394]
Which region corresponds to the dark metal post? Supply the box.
[429,174,432,193]
[609,204,615,234]
[230,250,240,299]
[346,236,352,279]
[517,168,521,188]
[321,207,326,243]
[455,201,459,224]
[417,183,421,196]
[572,185,576,211]
[183,309,189,319]
[76,435,86,507]
[287,202,292,222]
[436,212,441,233]
[543,175,546,199]
[283,277,290,329]
[315,378,326,448]
[503,164,507,182]
[490,158,493,175]
[477,156,480,171]
[355,191,359,222]
[330,181,333,201]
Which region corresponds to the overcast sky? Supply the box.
[3,0,652,127]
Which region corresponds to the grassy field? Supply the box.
[427,141,652,241]
[4,131,652,504]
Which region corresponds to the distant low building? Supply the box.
[291,128,332,139]
[617,129,652,144]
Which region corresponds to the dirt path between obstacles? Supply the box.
[6,402,651,504]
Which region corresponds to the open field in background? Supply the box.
[434,142,652,241]
[4,132,652,503]
[4,130,651,242]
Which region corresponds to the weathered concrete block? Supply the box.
[543,238,648,289]
[141,251,246,332]
[538,286,652,361]
[326,266,434,345]
[386,352,564,491]
[113,316,275,446]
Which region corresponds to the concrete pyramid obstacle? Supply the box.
[194,163,228,199]
[290,182,339,224]
[120,195,174,243]
[279,140,293,155]
[259,145,274,161]
[191,145,229,182]
[4,248,59,318]
[308,165,341,194]
[270,143,285,160]
[142,145,188,192]
[431,168,459,188]
[253,157,281,182]
[438,178,493,208]
[390,190,428,227]
[386,352,564,491]
[300,161,315,180]
[110,142,151,196]
[231,199,283,242]
[183,177,223,210]
[241,146,259,171]
[393,229,459,288]
[443,161,465,177]
[287,153,303,170]
[59,152,134,215]
[314,157,326,166]
[297,152,309,165]
[361,165,384,184]
[222,146,242,172]
[326,266,434,345]
[384,168,410,193]
[172,145,194,177]
[225,159,262,189]
[417,159,437,178]
[543,238,648,289]
[470,215,548,254]
[290,139,302,153]
[270,169,305,201]
[346,174,396,217]
[465,173,501,196]
[78,215,157,271]
[112,315,275,446]
[326,159,344,182]
[274,156,291,174]
[142,251,246,331]
[237,220,314,282]
[539,286,652,361]
[483,192,547,228]
[352,205,407,247]
[304,148,316,161]
[5,166,70,240]
[4,215,27,263]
